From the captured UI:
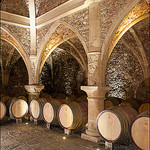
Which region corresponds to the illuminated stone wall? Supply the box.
[1,23,30,55]
[40,48,87,96]
[106,40,144,100]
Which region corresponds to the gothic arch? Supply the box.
[97,0,149,86]
[37,21,88,77]
[1,26,32,83]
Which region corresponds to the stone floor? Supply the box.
[0,120,105,150]
[0,120,137,150]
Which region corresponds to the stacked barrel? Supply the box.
[29,93,88,131]
[57,102,88,130]
[0,101,6,120]
[97,106,138,143]
[97,97,150,149]
[0,95,28,122]
[130,110,150,150]
[30,97,51,120]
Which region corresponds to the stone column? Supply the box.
[81,86,111,143]
[24,84,44,104]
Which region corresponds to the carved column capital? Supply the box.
[24,84,44,93]
[81,85,111,98]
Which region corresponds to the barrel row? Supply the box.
[41,92,88,103]
[104,97,150,113]
[30,98,88,130]
[96,106,149,150]
[0,96,28,120]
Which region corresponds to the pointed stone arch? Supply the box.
[1,26,32,83]
[97,0,149,86]
[37,20,88,78]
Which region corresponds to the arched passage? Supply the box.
[97,0,149,86]
[37,21,88,96]
[36,21,88,83]
[1,27,32,83]
[105,16,149,101]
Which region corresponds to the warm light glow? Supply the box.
[108,13,149,59]
[26,122,28,125]
[63,137,66,140]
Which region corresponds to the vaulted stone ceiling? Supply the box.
[0,0,69,17]
[36,0,69,17]
[122,17,150,65]
[106,17,150,101]
[0,40,20,70]
[0,0,29,17]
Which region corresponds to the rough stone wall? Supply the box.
[0,40,14,67]
[7,58,28,97]
[36,0,69,17]
[133,17,150,65]
[61,8,89,51]
[40,24,75,64]
[110,0,149,50]
[37,8,89,54]
[1,23,30,55]
[68,37,87,63]
[37,23,54,52]
[122,30,142,59]
[40,48,87,96]
[1,0,29,17]
[105,40,144,100]
[99,0,132,49]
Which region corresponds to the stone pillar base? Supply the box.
[81,133,101,143]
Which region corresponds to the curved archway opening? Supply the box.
[105,17,149,102]
[0,40,29,98]
[39,36,88,99]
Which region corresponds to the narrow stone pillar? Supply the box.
[81,86,111,143]
[24,84,44,104]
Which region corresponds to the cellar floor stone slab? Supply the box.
[0,121,137,150]
[0,121,105,150]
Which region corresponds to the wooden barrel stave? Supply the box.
[97,106,138,143]
[43,99,62,124]
[121,99,140,110]
[130,110,150,150]
[0,101,7,120]
[104,97,123,109]
[138,103,150,113]
[9,99,28,119]
[30,98,51,120]
[1,96,10,103]
[58,102,88,130]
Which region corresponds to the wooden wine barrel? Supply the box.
[130,110,150,150]
[1,96,10,103]
[30,98,50,120]
[120,98,140,110]
[138,103,150,113]
[76,97,84,103]
[0,101,7,120]
[55,94,66,99]
[104,97,123,109]
[44,94,52,99]
[65,95,76,101]
[80,95,88,102]
[96,106,138,143]
[43,100,62,124]
[17,96,27,101]
[9,99,28,119]
[58,102,88,129]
